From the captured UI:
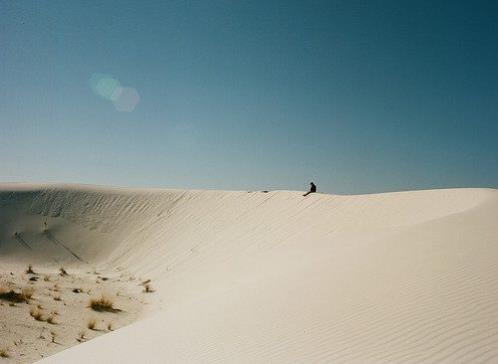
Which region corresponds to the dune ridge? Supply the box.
[0,184,497,363]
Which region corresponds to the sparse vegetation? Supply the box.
[0,348,9,358]
[89,295,119,312]
[38,327,46,339]
[1,265,140,360]
[140,279,151,286]
[30,307,44,321]
[0,289,25,303]
[21,286,34,300]
[46,314,57,325]
[0,285,32,303]
[87,318,97,330]
[59,267,69,277]
[143,283,154,293]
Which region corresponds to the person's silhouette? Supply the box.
[303,182,317,196]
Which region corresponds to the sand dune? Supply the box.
[0,184,497,363]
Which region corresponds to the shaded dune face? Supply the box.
[1,185,493,267]
[1,184,497,363]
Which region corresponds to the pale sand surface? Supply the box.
[0,265,145,363]
[0,184,496,363]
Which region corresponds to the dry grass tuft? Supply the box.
[43,275,50,282]
[0,348,9,358]
[30,307,44,321]
[21,286,34,300]
[87,318,97,330]
[89,295,119,312]
[26,264,36,275]
[59,267,69,277]
[46,314,57,325]
[0,290,24,303]
[0,284,31,303]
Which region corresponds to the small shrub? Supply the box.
[89,295,119,312]
[50,331,56,343]
[59,267,68,277]
[72,288,83,294]
[107,322,113,331]
[53,295,62,301]
[26,264,36,274]
[43,275,50,282]
[0,287,28,303]
[0,348,9,358]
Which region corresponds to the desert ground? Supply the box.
[0,264,147,363]
[0,184,497,363]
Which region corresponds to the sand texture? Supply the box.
[0,184,496,363]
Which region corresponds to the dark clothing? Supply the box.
[303,182,317,196]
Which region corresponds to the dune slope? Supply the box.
[1,184,497,363]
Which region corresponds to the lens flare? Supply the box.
[89,73,121,101]
[112,87,140,112]
[89,73,140,112]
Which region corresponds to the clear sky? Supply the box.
[1,1,497,194]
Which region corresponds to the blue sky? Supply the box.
[1,1,497,194]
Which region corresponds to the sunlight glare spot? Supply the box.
[112,87,140,112]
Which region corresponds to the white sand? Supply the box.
[0,184,497,363]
